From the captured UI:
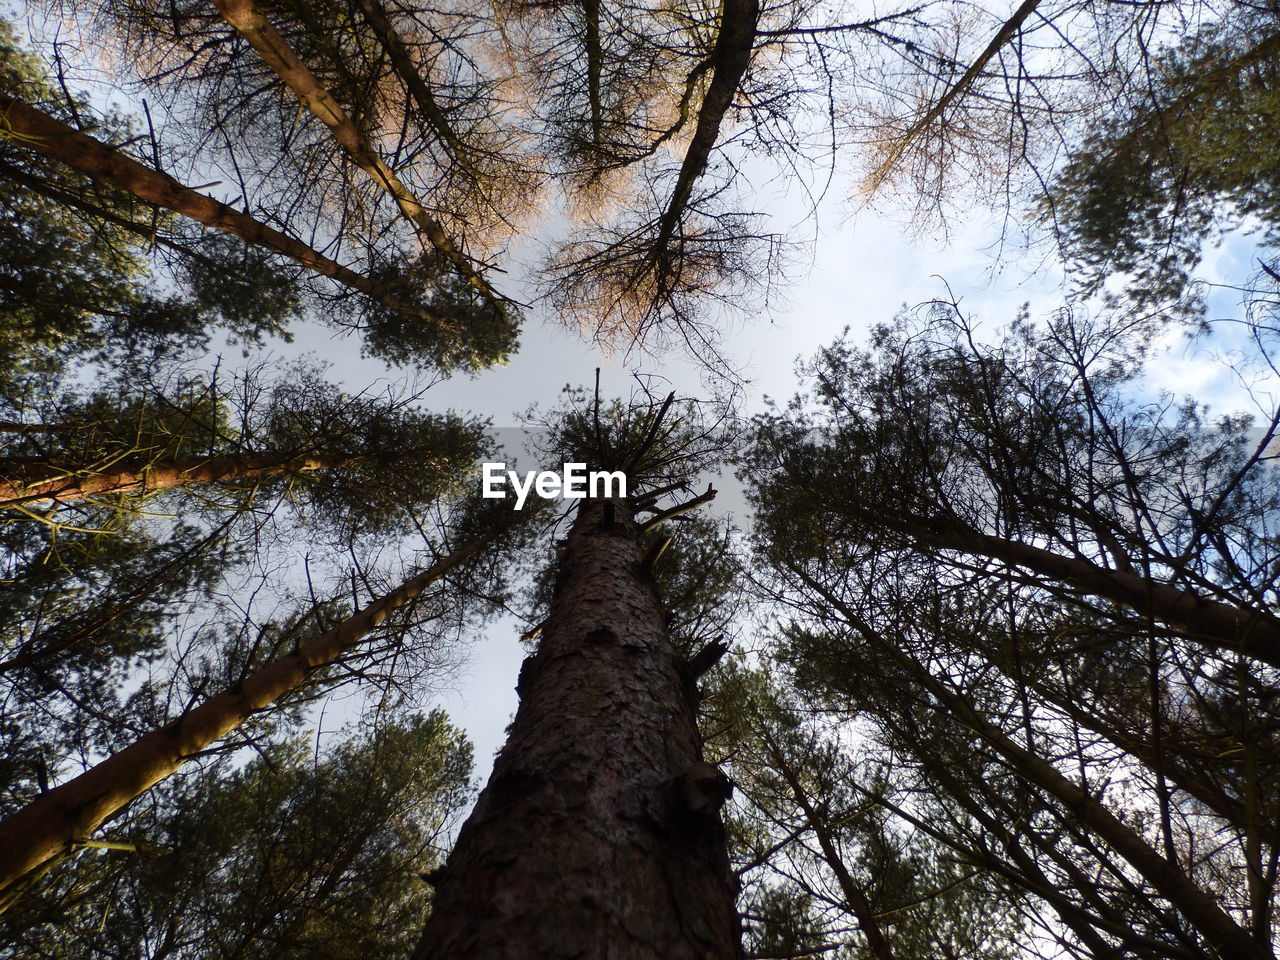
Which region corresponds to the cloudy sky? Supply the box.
[280,178,1081,768]
[302,194,1271,772]
[11,1,1275,775]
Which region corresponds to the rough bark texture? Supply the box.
[0,452,351,507]
[0,94,454,334]
[412,498,741,959]
[0,538,486,902]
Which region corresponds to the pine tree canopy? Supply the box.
[2,0,1280,958]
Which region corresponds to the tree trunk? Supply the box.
[0,93,456,336]
[412,498,741,959]
[352,0,477,170]
[0,536,488,904]
[653,0,759,257]
[791,564,1274,960]
[904,517,1280,669]
[0,452,352,507]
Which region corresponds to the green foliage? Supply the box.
[748,306,1279,601]
[709,663,1024,960]
[245,362,492,541]
[0,22,151,379]
[648,513,743,655]
[355,252,520,372]
[0,15,520,379]
[1046,12,1280,309]
[517,385,736,642]
[0,359,491,542]
[0,20,311,382]
[740,885,827,960]
[740,306,1280,956]
[527,384,731,491]
[0,711,474,959]
[0,514,238,811]
[14,0,1280,953]
[175,233,302,348]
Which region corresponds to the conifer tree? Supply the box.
[412,391,741,959]
[8,0,1280,956]
[1046,11,1280,310]
[743,306,1280,958]
[1,711,475,959]
[710,663,1026,960]
[0,496,515,904]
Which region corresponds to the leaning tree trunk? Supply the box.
[899,516,1280,669]
[208,0,500,306]
[0,93,457,336]
[0,452,352,507]
[412,497,741,959]
[0,536,488,906]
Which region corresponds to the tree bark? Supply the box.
[652,0,759,258]
[0,536,488,904]
[412,498,741,959]
[0,452,353,507]
[0,94,457,337]
[580,0,604,147]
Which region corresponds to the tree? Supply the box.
[411,392,741,959]
[710,663,1025,960]
[0,21,298,382]
[1046,12,1280,311]
[0,494,514,905]
[0,362,486,537]
[1,710,475,959]
[0,90,512,373]
[12,0,1280,955]
[742,306,1280,957]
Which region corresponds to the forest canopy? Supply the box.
[1,0,1278,958]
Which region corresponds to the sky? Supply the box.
[391,208,1276,773]
[291,200,1275,773]
[9,1,1277,779]
[279,182,1080,770]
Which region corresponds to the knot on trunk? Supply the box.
[674,761,733,822]
[515,652,540,700]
